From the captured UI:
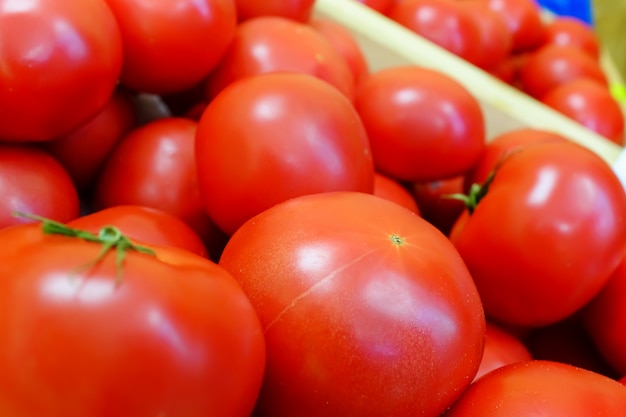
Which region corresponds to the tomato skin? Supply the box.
[388,0,482,65]
[450,141,626,327]
[443,360,626,416]
[583,250,626,376]
[0,0,123,142]
[484,0,546,53]
[196,73,375,236]
[0,223,265,417]
[410,176,466,236]
[542,78,624,145]
[68,205,208,257]
[0,144,80,229]
[373,172,420,214]
[520,44,608,99]
[354,66,485,182]
[234,0,315,22]
[474,322,532,381]
[43,89,137,193]
[355,0,397,14]
[104,0,237,94]
[93,117,219,248]
[204,16,355,100]
[219,191,485,417]
[543,16,600,60]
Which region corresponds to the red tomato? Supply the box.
[410,176,466,236]
[488,52,530,87]
[621,376,626,385]
[464,128,568,189]
[196,73,375,236]
[219,191,486,417]
[0,144,80,229]
[0,221,265,417]
[309,18,370,85]
[104,0,236,94]
[442,360,626,416]
[450,141,626,327]
[93,117,218,247]
[204,16,355,100]
[373,172,421,214]
[543,16,600,60]
[459,0,513,70]
[542,78,625,145]
[234,0,315,22]
[520,44,608,99]
[43,89,137,194]
[583,249,626,376]
[0,0,123,142]
[474,322,533,381]
[354,66,485,182]
[388,0,482,65]
[68,205,208,257]
[355,0,397,14]
[483,0,546,53]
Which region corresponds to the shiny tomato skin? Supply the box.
[104,0,237,94]
[484,0,546,53]
[93,117,218,246]
[219,191,486,417]
[196,73,375,236]
[373,172,420,214]
[234,0,315,22]
[543,16,600,60]
[44,89,137,194]
[0,223,265,417]
[204,16,355,100]
[450,141,626,327]
[0,144,80,229]
[474,322,533,381]
[68,205,208,258]
[442,360,626,416]
[583,250,626,376]
[309,18,370,85]
[542,78,625,145]
[388,0,482,65]
[354,66,485,182]
[520,44,608,99]
[0,0,123,142]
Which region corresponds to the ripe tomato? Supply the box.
[93,117,218,246]
[388,0,482,65]
[309,18,370,85]
[583,249,626,376]
[355,0,397,14]
[543,16,600,60]
[233,0,315,22]
[354,66,485,182]
[520,44,608,99]
[219,191,486,417]
[542,78,625,145]
[410,176,466,236]
[68,205,208,257]
[0,221,265,417]
[104,0,237,94]
[204,16,355,100]
[43,88,137,194]
[443,360,626,416]
[0,144,79,229]
[196,73,374,236]
[483,0,546,53]
[0,0,123,142]
[373,172,420,214]
[474,322,532,381]
[450,141,626,327]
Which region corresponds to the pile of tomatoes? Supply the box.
[0,0,625,416]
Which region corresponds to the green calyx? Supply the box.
[15,213,156,284]
[444,169,496,215]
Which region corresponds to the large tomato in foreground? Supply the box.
[196,73,374,236]
[219,191,486,417]
[450,141,626,327]
[0,0,123,142]
[443,360,626,416]
[0,221,265,417]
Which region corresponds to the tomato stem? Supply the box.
[13,212,156,283]
[444,170,496,215]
